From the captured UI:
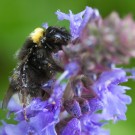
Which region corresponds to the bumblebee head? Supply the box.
[41,26,71,51]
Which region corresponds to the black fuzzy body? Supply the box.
[2,26,70,108]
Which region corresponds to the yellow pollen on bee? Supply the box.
[30,28,44,44]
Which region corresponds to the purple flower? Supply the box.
[93,69,131,122]
[1,112,57,135]
[56,6,100,39]
[1,6,134,135]
[80,114,110,135]
[61,118,81,135]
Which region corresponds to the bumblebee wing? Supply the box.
[2,85,16,109]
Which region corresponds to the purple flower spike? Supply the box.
[1,6,134,135]
[56,6,100,39]
[93,69,132,122]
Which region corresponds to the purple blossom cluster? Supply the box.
[0,6,135,135]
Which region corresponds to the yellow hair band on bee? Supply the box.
[30,28,44,44]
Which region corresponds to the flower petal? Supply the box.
[61,118,81,135]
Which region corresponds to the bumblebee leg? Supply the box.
[21,90,29,121]
[20,63,29,121]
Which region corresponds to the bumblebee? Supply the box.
[2,26,71,109]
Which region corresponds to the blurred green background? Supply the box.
[0,0,135,134]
